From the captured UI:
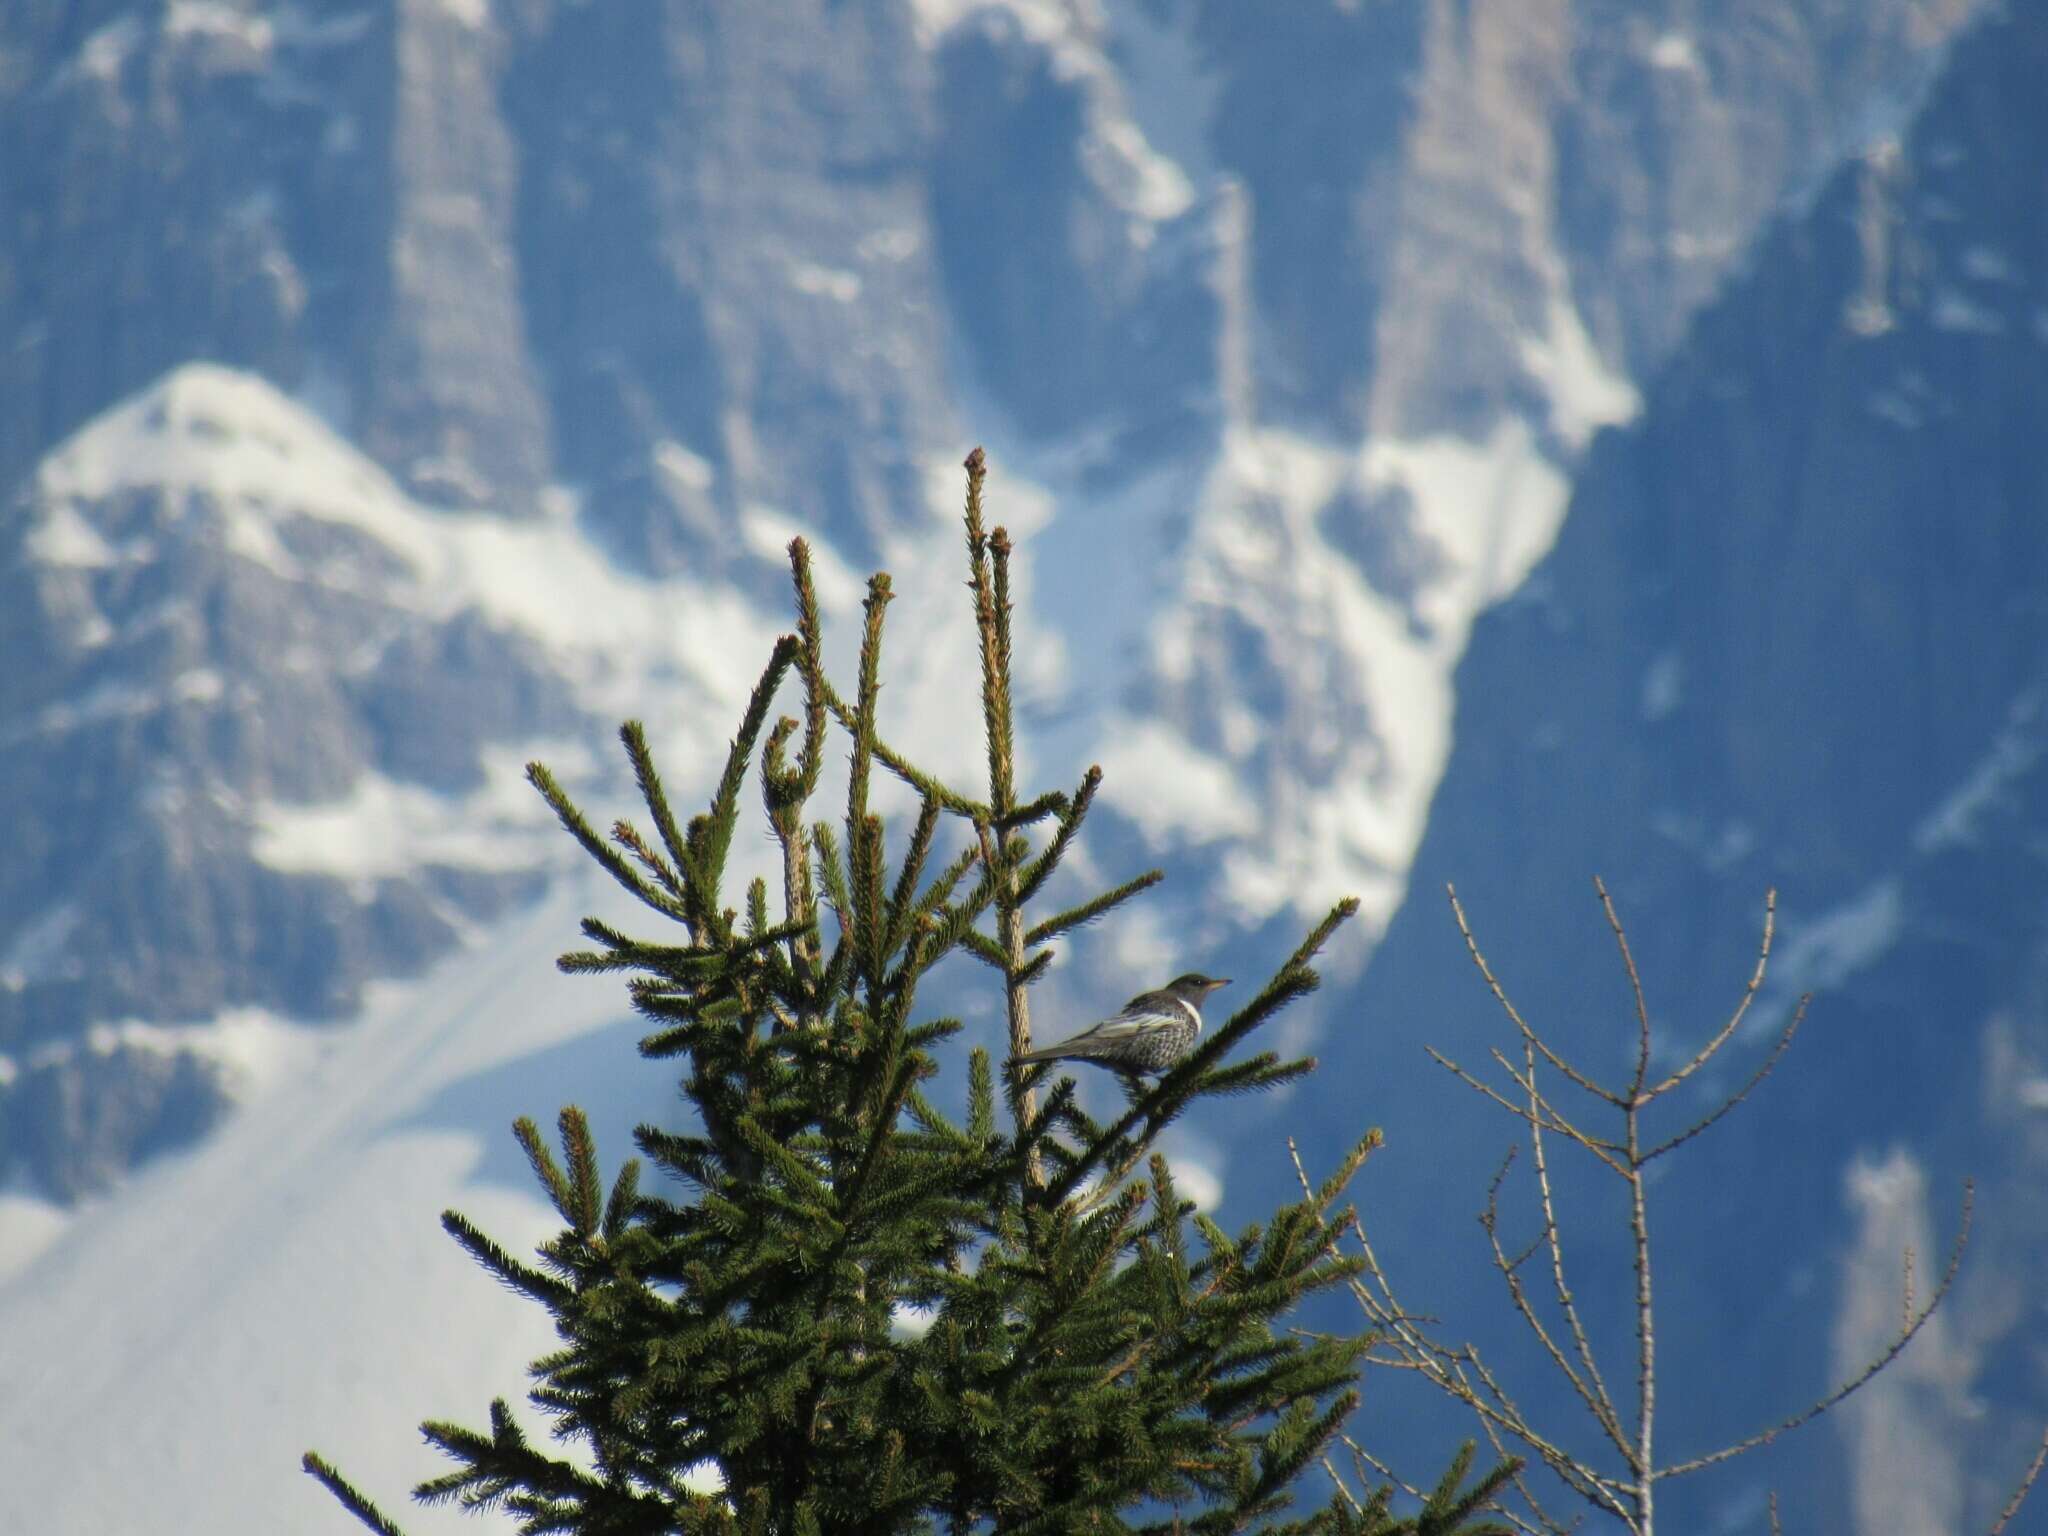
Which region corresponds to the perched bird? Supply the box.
[1013,973,1231,1076]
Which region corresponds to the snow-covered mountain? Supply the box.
[1325,7,2048,1530]
[1,1,2036,1532]
[0,361,792,1196]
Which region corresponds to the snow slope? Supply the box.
[0,874,675,1534]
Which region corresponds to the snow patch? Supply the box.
[1519,289,1641,450]
[0,879,671,1534]
[1,905,82,991]
[35,365,784,734]
[250,747,566,885]
[172,667,225,704]
[1960,245,2015,284]
[0,1187,70,1286]
[905,0,1079,53]
[23,504,117,568]
[857,227,923,263]
[39,364,425,527]
[1640,650,1683,721]
[914,2,1194,244]
[1080,113,1196,228]
[164,2,275,52]
[1930,287,2003,334]
[653,439,715,495]
[1113,418,1574,930]
[1914,696,2039,852]
[1834,1148,1970,1535]
[1093,717,1258,850]
[63,16,144,84]
[1648,31,1701,74]
[1106,0,1216,188]
[18,1008,325,1103]
[1,680,156,746]
[1865,389,1922,430]
[1773,881,1905,1000]
[1363,419,1573,626]
[788,261,862,304]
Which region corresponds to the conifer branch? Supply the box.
[527,760,692,923]
[996,787,1069,831]
[1051,903,1353,1211]
[884,793,943,960]
[787,539,988,823]
[513,1114,582,1229]
[602,1160,642,1240]
[559,1106,603,1236]
[761,714,822,992]
[961,448,1047,1185]
[787,539,831,798]
[1024,868,1163,946]
[618,720,716,922]
[811,822,856,947]
[1012,764,1101,904]
[610,816,685,900]
[439,1209,575,1308]
[701,635,804,895]
[323,446,1440,1536]
[303,1453,412,1536]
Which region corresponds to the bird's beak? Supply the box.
[1210,978,1232,991]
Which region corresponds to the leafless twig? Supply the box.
[1988,1424,2048,1536]
[1664,1180,1969,1476]
[1323,882,2003,1536]
[1450,884,1623,1106]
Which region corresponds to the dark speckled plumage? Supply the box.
[1012,973,1231,1075]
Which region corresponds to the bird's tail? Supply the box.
[1011,1044,1073,1066]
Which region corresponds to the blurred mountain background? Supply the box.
[2,1,2043,1531]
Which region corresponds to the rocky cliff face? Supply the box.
[0,0,1999,1269]
[3,4,2042,1531]
[0,365,587,1191]
[1050,0,1987,945]
[506,0,956,572]
[1334,9,2048,1527]
[0,0,955,563]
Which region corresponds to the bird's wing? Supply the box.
[1117,986,1181,1018]
[1063,997,1189,1045]
[1015,991,1199,1063]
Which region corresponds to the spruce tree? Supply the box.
[304,450,1511,1536]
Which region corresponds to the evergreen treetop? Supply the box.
[305,449,1511,1536]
